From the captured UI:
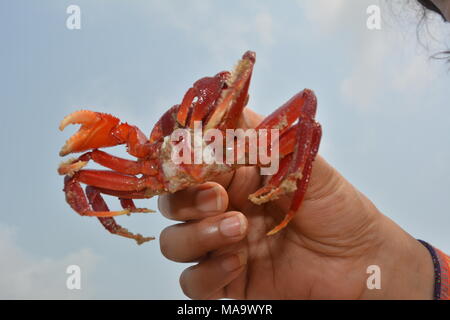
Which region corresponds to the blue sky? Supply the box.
[0,0,449,299]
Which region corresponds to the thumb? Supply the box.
[305,155,345,202]
[271,155,341,213]
[292,156,380,245]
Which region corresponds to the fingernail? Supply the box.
[196,186,222,212]
[219,214,246,238]
[221,252,246,272]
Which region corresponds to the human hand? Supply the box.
[158,109,434,300]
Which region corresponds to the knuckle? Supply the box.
[179,269,195,298]
[159,226,175,260]
[159,216,222,263]
[157,195,172,216]
[159,223,200,262]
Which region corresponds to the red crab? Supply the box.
[58,51,322,245]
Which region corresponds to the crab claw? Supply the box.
[59,110,121,156]
[58,158,88,176]
[205,50,255,130]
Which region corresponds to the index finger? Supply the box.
[157,181,230,221]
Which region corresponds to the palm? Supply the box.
[214,153,379,299]
[160,110,428,300]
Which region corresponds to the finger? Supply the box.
[158,182,229,221]
[180,251,247,299]
[160,211,247,262]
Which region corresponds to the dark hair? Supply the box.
[417,0,447,21]
[416,0,450,62]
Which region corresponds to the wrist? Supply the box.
[361,215,434,300]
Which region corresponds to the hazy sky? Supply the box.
[1,0,449,299]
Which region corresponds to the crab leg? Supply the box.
[120,198,142,211]
[58,150,158,177]
[149,105,180,143]
[71,169,163,193]
[59,110,152,158]
[189,72,231,128]
[248,153,293,204]
[63,176,152,217]
[217,53,254,130]
[274,125,297,157]
[205,51,255,131]
[246,89,322,235]
[248,120,310,205]
[92,188,155,199]
[266,120,321,235]
[177,87,197,127]
[257,89,317,133]
[175,72,233,130]
[86,186,154,245]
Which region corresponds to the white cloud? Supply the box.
[255,12,274,46]
[340,32,391,109]
[341,26,447,110]
[299,0,450,111]
[392,55,436,91]
[0,224,99,299]
[143,0,275,61]
[298,0,349,33]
